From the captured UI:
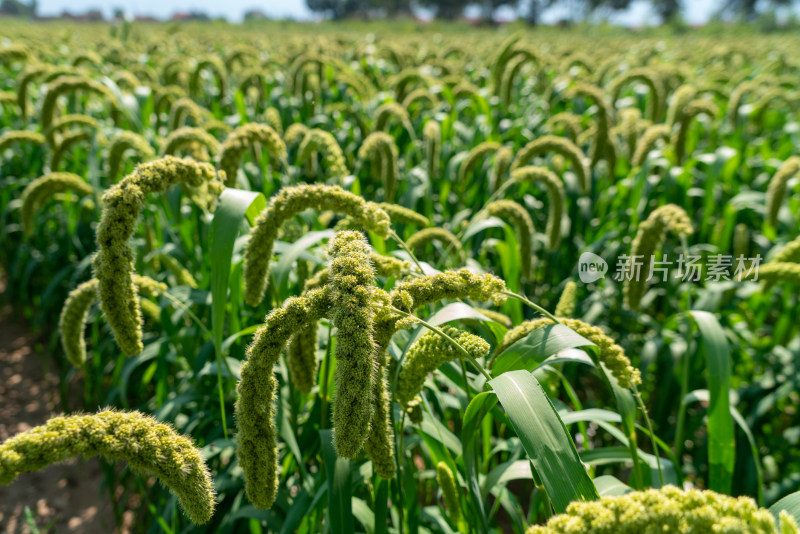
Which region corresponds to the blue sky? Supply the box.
[35,0,721,25]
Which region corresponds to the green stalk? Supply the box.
[634,384,664,486]
[680,234,692,312]
[163,289,229,439]
[501,290,561,324]
[319,322,333,430]
[396,411,406,534]
[460,359,473,402]
[673,321,692,464]
[389,229,425,275]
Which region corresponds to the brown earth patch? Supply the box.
[0,280,134,533]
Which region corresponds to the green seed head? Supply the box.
[424,119,441,179]
[405,227,462,261]
[218,123,286,187]
[632,124,670,168]
[625,204,693,311]
[287,323,318,395]
[378,202,430,228]
[40,75,118,130]
[485,199,536,280]
[459,142,501,184]
[0,410,215,524]
[554,281,578,318]
[511,135,590,193]
[358,132,399,202]
[159,126,221,160]
[608,67,665,121]
[0,130,46,152]
[59,275,167,368]
[50,129,93,170]
[296,128,349,180]
[106,131,156,181]
[771,236,800,264]
[502,165,566,250]
[396,326,489,407]
[766,157,800,228]
[329,231,378,458]
[365,347,396,479]
[93,156,222,355]
[492,317,640,388]
[168,97,210,131]
[44,113,99,147]
[236,287,333,509]
[243,184,391,307]
[21,172,93,234]
[752,262,800,286]
[525,485,797,534]
[374,101,413,136]
[436,462,461,524]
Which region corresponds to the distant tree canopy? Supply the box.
[305,0,800,24]
[0,0,36,17]
[304,0,412,19]
[719,0,794,20]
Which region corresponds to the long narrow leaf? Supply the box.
[687,310,735,495]
[491,323,596,376]
[210,188,265,351]
[770,491,800,525]
[489,370,598,513]
[320,429,354,534]
[461,391,497,533]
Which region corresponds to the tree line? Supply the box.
[306,0,798,24]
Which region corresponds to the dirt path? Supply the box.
[0,285,132,533]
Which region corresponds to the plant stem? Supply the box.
[501,290,561,324]
[396,411,406,534]
[162,290,211,338]
[163,289,229,440]
[319,322,333,430]
[460,359,473,402]
[389,229,425,275]
[674,320,692,464]
[680,234,692,312]
[634,384,664,486]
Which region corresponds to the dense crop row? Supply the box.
[1,22,800,533]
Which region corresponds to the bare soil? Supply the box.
[0,283,134,533]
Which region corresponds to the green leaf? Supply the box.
[590,421,678,485]
[320,429,354,534]
[461,216,506,240]
[352,498,375,534]
[593,475,633,496]
[491,323,596,376]
[489,370,599,513]
[419,410,462,456]
[682,389,764,505]
[234,89,249,123]
[373,476,389,534]
[273,229,334,293]
[461,391,497,533]
[770,491,800,525]
[481,460,532,498]
[686,310,735,495]
[425,302,494,326]
[559,408,622,426]
[210,188,265,353]
[406,302,496,347]
[209,187,265,436]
